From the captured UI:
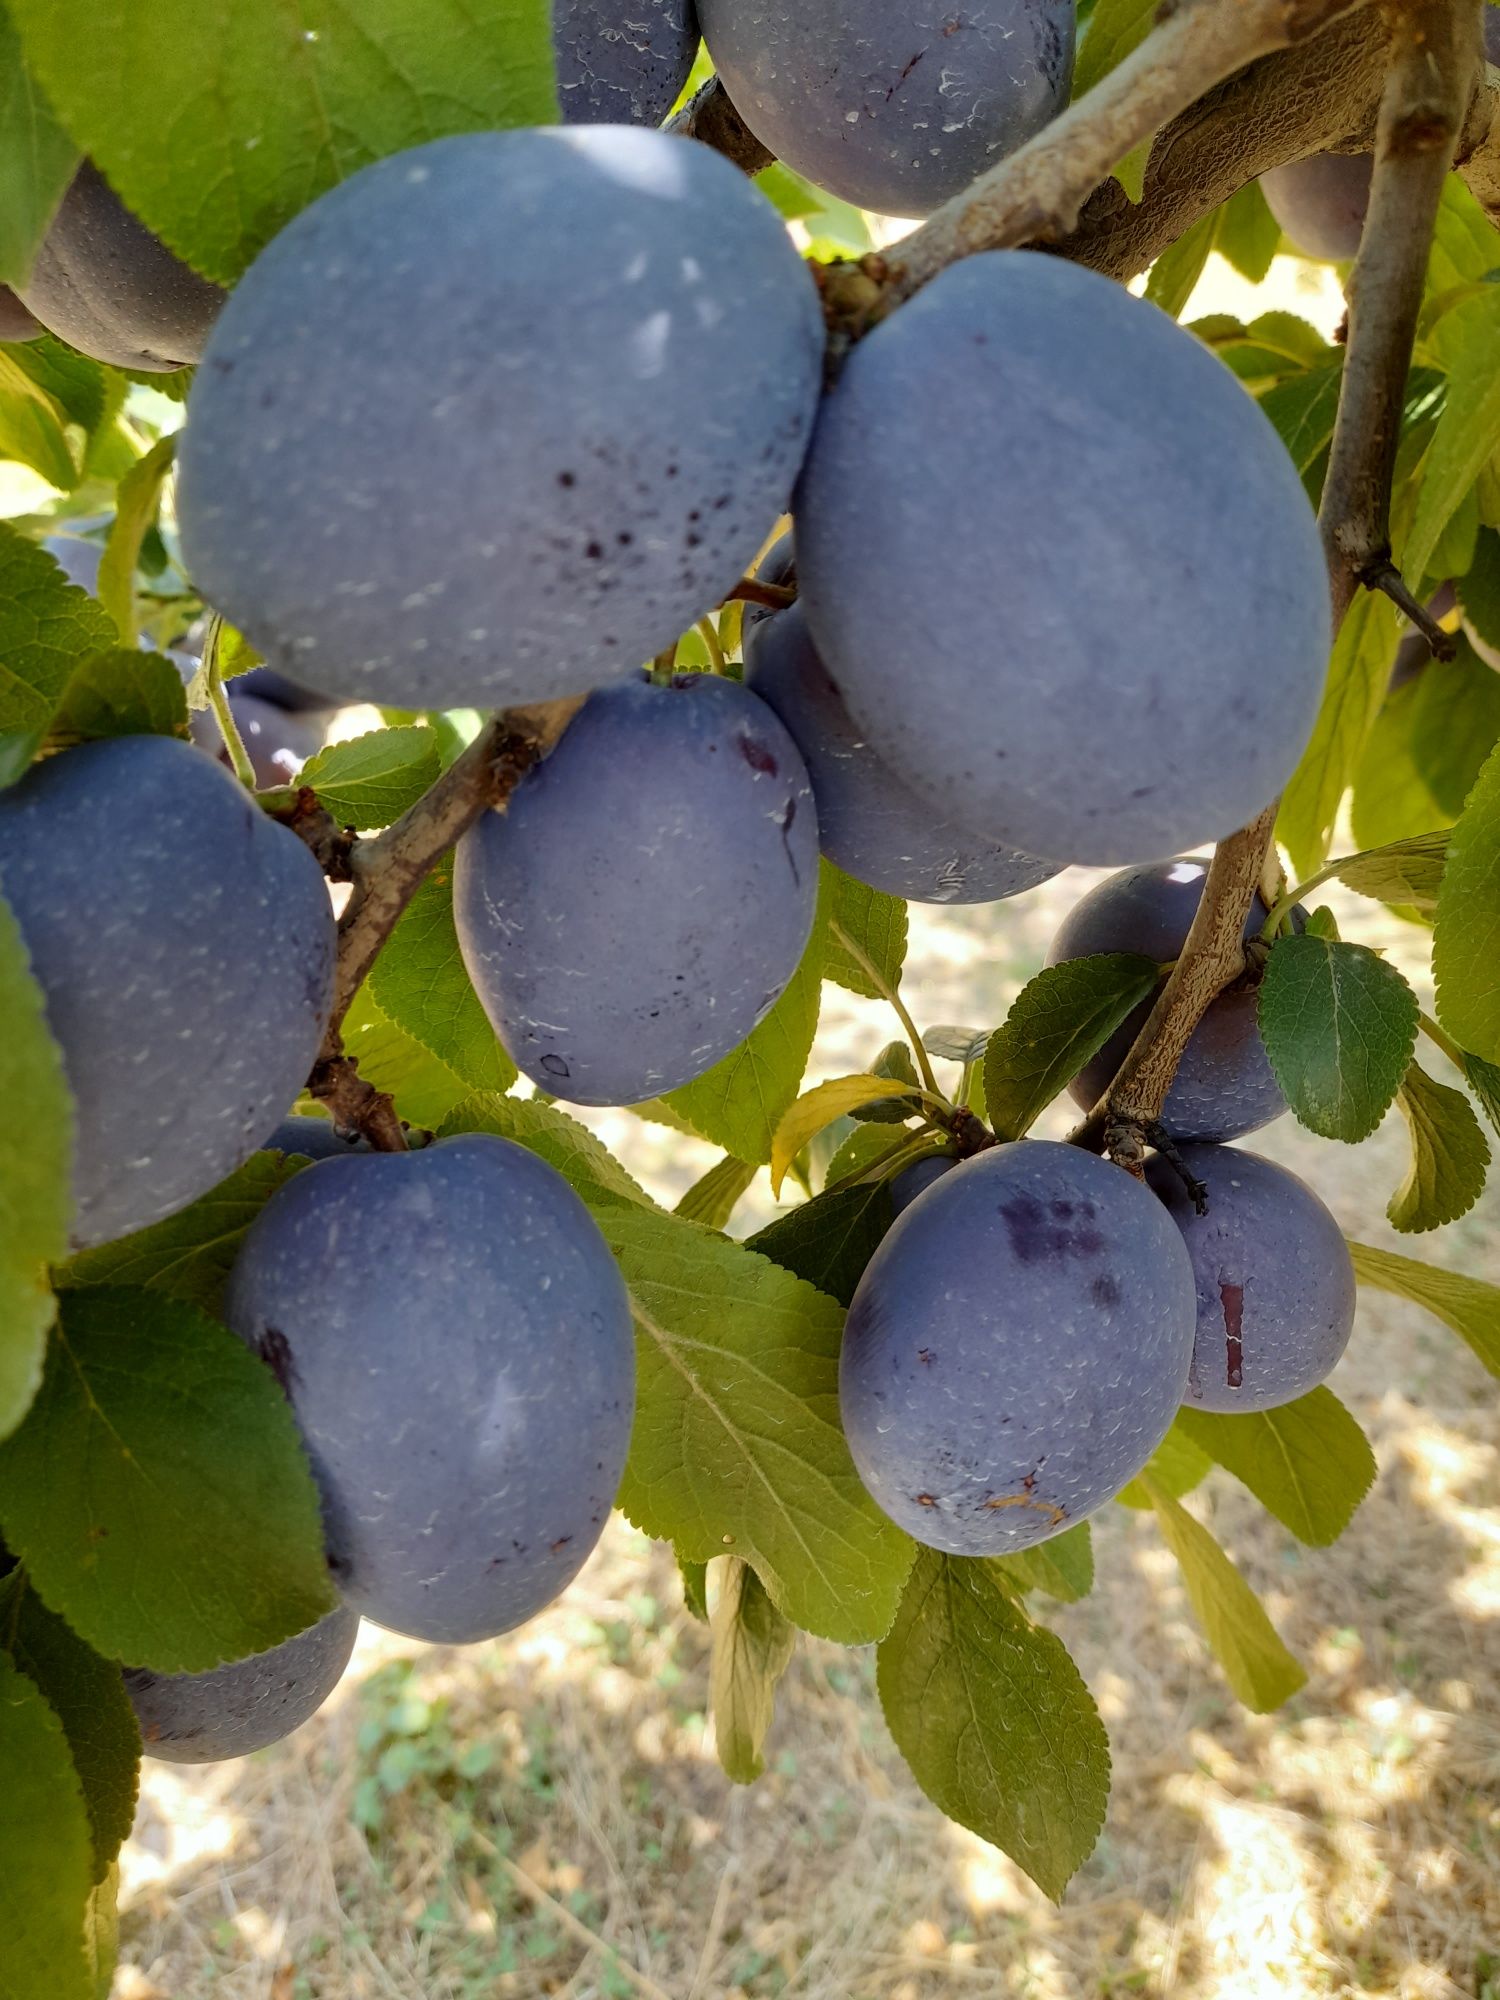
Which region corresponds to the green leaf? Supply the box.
[0,1287,337,1672]
[674,1155,757,1230]
[7,0,561,286]
[770,1075,920,1196]
[665,876,828,1164]
[0,1653,94,2000]
[747,1182,895,1309]
[1460,1046,1500,1140]
[1351,648,1500,853]
[0,4,78,286]
[1175,1390,1376,1548]
[438,1091,655,1214]
[709,1557,795,1785]
[824,1121,917,1189]
[82,1866,119,2000]
[1259,358,1343,496]
[1144,210,1215,320]
[1143,1481,1306,1712]
[340,980,471,1130]
[1434,740,1500,1062]
[1323,829,1449,912]
[48,646,188,748]
[922,1024,989,1065]
[1348,1238,1500,1376]
[1278,590,1402,878]
[56,1152,303,1316]
[0,339,80,491]
[1402,290,1500,586]
[995,1521,1095,1603]
[0,890,70,1440]
[1072,0,1156,101]
[1426,172,1500,294]
[984,953,1161,1141]
[1258,933,1419,1142]
[1388,1057,1490,1231]
[876,1550,1109,1901]
[1197,309,1333,385]
[677,1553,709,1624]
[1457,525,1500,655]
[602,1208,915,1645]
[822,864,907,999]
[1115,1425,1212,1509]
[368,865,516,1096]
[1213,181,1281,284]
[0,520,117,781]
[299,726,443,831]
[0,1574,139,1881]
[96,433,175,644]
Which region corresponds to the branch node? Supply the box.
[1360,555,1460,657]
[308,1054,408,1152]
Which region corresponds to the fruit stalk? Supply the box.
[1074,0,1473,1167]
[666,73,774,176]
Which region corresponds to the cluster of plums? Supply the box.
[0,1,1360,1767]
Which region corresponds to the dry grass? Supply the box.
[113,862,1500,2000]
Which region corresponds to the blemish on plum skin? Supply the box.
[738,735,780,778]
[999,1190,1105,1264]
[256,1326,299,1395]
[1220,1280,1245,1386]
[1091,1274,1121,1308]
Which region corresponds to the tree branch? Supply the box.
[667,76,774,176]
[1069,0,1476,1169]
[881,0,1377,308]
[305,697,582,1148]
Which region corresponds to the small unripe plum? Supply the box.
[0,734,335,1249]
[699,0,1075,217]
[455,673,818,1105]
[1259,153,1372,262]
[840,1141,1195,1554]
[262,1115,368,1162]
[178,128,823,713]
[746,603,1059,902]
[0,287,41,342]
[1145,1144,1356,1412]
[124,1604,359,1764]
[224,1137,636,1645]
[1046,858,1293,1142]
[555,0,700,127]
[20,161,224,371]
[795,253,1329,866]
[888,1154,955,1213]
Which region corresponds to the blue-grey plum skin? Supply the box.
[841,1142,1196,1555]
[1048,859,1292,1142]
[741,530,796,640]
[262,1115,368,1162]
[190,692,326,789]
[20,162,224,371]
[746,603,1060,903]
[224,1137,635,1645]
[125,1604,359,1765]
[699,0,1074,217]
[888,1155,955,1214]
[178,128,824,714]
[796,253,1330,866]
[1259,153,1372,261]
[455,673,818,1105]
[0,735,335,1250]
[1146,1144,1356,1412]
[555,0,700,126]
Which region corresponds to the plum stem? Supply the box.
[1361,559,1459,658]
[666,74,774,178]
[1418,1008,1466,1071]
[830,918,943,1099]
[724,576,797,613]
[1073,0,1473,1171]
[696,617,728,676]
[202,615,256,792]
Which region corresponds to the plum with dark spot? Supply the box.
[1259,153,1373,261]
[1145,1144,1356,1411]
[0,287,41,342]
[0,735,335,1250]
[189,691,327,788]
[455,673,818,1104]
[125,1604,359,1764]
[178,128,823,713]
[840,1141,1195,1554]
[699,0,1075,217]
[261,1116,368,1162]
[746,602,1060,902]
[888,1154,955,1213]
[20,161,224,371]
[1046,858,1297,1142]
[795,253,1329,865]
[224,1137,635,1644]
[555,0,700,126]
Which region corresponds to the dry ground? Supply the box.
[112,847,1500,2000]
